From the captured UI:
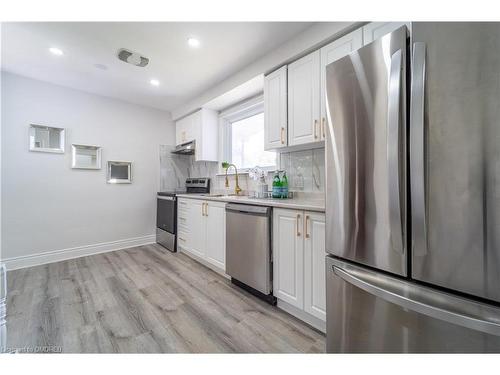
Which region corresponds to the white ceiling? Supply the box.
[1,22,313,112]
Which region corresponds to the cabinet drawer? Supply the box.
[177,233,188,244]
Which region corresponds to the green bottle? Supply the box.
[272,171,281,198]
[281,172,289,199]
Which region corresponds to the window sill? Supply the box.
[216,171,250,177]
[216,167,277,177]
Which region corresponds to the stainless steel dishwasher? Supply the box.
[225,203,276,304]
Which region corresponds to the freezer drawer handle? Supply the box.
[387,48,404,255]
[410,42,428,256]
[332,265,500,336]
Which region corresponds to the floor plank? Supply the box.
[5,244,325,353]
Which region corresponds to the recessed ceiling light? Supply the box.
[150,79,160,87]
[49,47,64,56]
[187,38,200,48]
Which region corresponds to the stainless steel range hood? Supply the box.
[171,140,195,155]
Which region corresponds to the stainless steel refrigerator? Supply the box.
[325,23,500,353]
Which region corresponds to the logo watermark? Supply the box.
[1,345,63,353]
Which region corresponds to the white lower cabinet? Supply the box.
[177,198,226,272]
[273,208,304,308]
[205,202,226,269]
[273,208,326,331]
[303,212,327,321]
[186,199,206,258]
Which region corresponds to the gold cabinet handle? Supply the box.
[201,202,205,216]
[305,215,310,238]
[314,119,318,139]
[296,213,301,237]
[280,127,285,145]
[205,202,208,217]
[322,117,326,139]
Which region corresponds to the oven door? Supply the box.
[157,196,176,233]
[156,196,176,251]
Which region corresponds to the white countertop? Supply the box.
[176,193,325,212]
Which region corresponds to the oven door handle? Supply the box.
[157,196,176,201]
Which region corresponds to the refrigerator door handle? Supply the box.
[332,262,500,336]
[410,42,427,256]
[387,49,404,254]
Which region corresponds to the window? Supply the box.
[221,96,276,172]
[230,112,275,169]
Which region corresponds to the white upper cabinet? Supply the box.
[320,29,363,138]
[175,108,218,161]
[265,24,409,150]
[264,66,288,150]
[287,50,321,146]
[175,115,192,145]
[363,22,411,45]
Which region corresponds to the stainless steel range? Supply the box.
[156,178,210,252]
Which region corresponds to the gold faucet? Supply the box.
[222,162,242,195]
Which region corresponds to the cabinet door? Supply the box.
[320,29,363,139]
[185,199,206,258]
[304,212,326,321]
[264,66,288,150]
[205,202,226,270]
[273,208,304,309]
[177,198,190,250]
[175,116,190,145]
[196,108,218,162]
[363,22,411,44]
[288,50,320,146]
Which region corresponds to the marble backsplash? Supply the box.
[159,144,325,195]
[279,148,325,193]
[159,145,219,191]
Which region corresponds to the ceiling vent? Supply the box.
[117,48,149,67]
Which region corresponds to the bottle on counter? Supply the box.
[281,171,289,199]
[272,171,282,198]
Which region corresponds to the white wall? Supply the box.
[172,22,360,120]
[1,72,175,268]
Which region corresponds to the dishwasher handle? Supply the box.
[226,203,271,216]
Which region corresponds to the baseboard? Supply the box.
[2,234,156,270]
[277,299,326,334]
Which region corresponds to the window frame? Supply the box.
[218,94,277,174]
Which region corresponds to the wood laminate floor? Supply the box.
[6,244,325,353]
